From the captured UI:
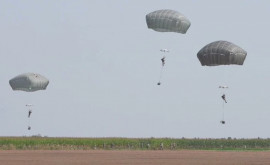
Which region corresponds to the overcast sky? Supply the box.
[0,0,269,138]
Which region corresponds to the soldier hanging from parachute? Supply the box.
[161,56,165,67]
[220,86,228,104]
[28,110,32,118]
[221,94,227,103]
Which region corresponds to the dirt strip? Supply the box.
[0,150,270,165]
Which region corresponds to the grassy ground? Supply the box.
[1,137,270,150]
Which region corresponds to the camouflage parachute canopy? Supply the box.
[9,73,49,92]
[146,9,191,34]
[197,41,247,66]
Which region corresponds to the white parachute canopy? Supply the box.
[146,9,191,34]
[9,73,49,92]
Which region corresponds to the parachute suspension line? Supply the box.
[26,104,33,132]
[222,98,225,121]
[157,65,165,85]
[28,107,31,131]
[157,50,168,85]
[219,86,228,124]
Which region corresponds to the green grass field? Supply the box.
[1,137,270,150]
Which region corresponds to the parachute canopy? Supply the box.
[9,73,49,92]
[146,9,191,34]
[197,41,247,66]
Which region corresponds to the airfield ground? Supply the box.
[0,150,270,165]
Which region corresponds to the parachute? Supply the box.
[9,73,49,92]
[197,40,247,66]
[9,73,49,131]
[146,9,191,34]
[146,10,191,86]
[197,41,247,124]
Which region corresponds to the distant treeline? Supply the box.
[0,137,270,150]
